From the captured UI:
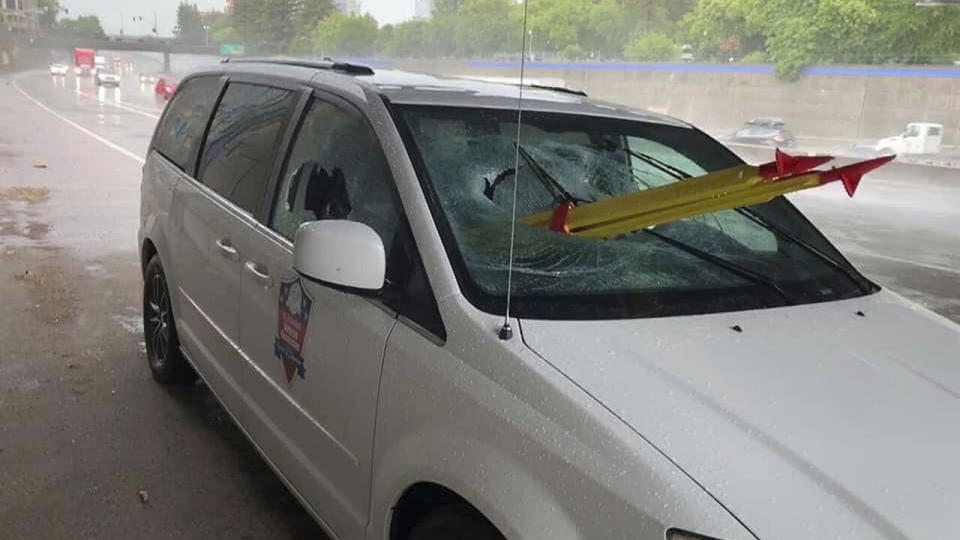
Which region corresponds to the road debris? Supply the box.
[137,490,149,504]
[1,186,50,202]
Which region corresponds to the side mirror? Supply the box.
[293,221,386,292]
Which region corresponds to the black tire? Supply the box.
[409,506,505,540]
[143,256,190,384]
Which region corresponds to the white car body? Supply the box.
[876,122,944,155]
[95,71,120,86]
[49,63,69,76]
[139,61,960,540]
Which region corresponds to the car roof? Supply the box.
[366,70,689,126]
[211,59,690,128]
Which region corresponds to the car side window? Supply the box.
[270,97,400,258]
[197,82,297,214]
[154,76,221,171]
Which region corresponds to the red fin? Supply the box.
[820,155,896,198]
[759,149,834,179]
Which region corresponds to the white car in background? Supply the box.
[49,63,69,76]
[139,59,960,540]
[95,69,120,87]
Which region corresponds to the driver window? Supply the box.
[270,97,400,258]
[905,127,920,138]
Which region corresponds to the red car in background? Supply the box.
[154,75,179,101]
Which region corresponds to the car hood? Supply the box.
[520,291,960,540]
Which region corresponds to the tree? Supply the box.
[314,12,379,57]
[56,16,106,39]
[37,0,60,31]
[684,0,960,79]
[292,0,336,53]
[453,0,518,57]
[174,3,205,44]
[625,32,679,61]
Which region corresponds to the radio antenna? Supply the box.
[499,0,531,341]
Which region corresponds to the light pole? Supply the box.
[528,28,534,62]
[203,24,210,47]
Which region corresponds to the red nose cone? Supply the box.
[821,155,897,197]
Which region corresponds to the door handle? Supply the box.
[215,239,239,261]
[244,261,274,288]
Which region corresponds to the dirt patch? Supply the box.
[0,220,50,240]
[14,265,74,324]
[1,186,50,202]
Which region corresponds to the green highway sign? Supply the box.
[220,43,246,56]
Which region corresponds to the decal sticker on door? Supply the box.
[275,278,312,383]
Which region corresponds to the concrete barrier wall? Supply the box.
[393,59,960,146]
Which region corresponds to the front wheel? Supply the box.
[143,256,190,384]
[409,507,504,540]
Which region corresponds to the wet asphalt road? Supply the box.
[0,55,328,539]
[1,52,959,539]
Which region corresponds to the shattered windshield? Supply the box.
[396,105,873,319]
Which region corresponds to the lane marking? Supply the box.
[73,87,162,119]
[13,78,146,165]
[843,248,960,277]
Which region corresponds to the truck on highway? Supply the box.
[73,47,95,76]
[94,55,106,72]
[876,122,943,155]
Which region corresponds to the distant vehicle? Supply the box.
[94,55,106,72]
[73,48,95,76]
[876,123,943,156]
[95,69,121,87]
[154,75,179,100]
[730,117,796,147]
[49,63,69,76]
[681,44,695,63]
[139,72,160,84]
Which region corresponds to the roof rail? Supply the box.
[220,57,375,76]
[528,84,588,97]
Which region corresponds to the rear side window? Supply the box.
[197,83,297,214]
[154,76,221,171]
[269,98,399,254]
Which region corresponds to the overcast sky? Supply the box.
[60,0,416,37]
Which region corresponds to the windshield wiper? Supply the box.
[623,147,692,181]
[643,228,795,306]
[516,144,582,204]
[734,207,875,294]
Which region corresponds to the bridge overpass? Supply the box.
[28,36,221,71]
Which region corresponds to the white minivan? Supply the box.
[139,58,960,540]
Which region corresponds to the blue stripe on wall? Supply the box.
[465,61,960,78]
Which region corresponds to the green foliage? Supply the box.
[210,0,960,76]
[562,44,585,60]
[314,12,379,57]
[233,0,335,54]
[624,33,679,61]
[684,0,960,79]
[741,50,768,64]
[174,3,205,44]
[55,16,106,40]
[37,0,60,30]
